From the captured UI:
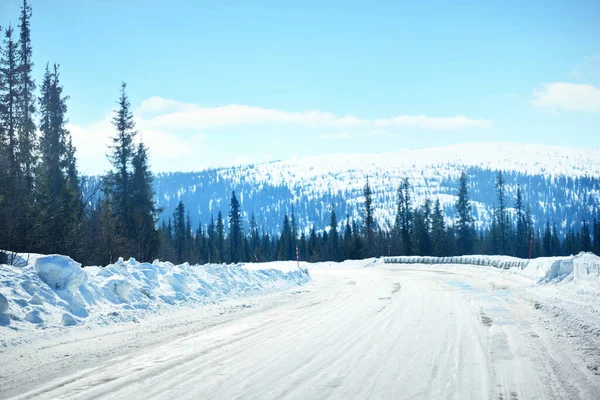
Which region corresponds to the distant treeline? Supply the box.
[157,173,600,265]
[1,2,598,267]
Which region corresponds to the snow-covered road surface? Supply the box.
[2,262,599,399]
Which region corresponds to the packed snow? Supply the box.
[0,253,310,346]
[2,253,600,399]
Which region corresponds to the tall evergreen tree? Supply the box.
[329,205,340,261]
[542,220,552,257]
[130,141,158,261]
[216,211,225,263]
[494,171,510,255]
[455,172,475,255]
[514,187,528,258]
[278,214,294,260]
[173,201,186,264]
[249,213,260,261]
[228,190,243,263]
[431,199,446,256]
[580,221,592,252]
[108,82,136,243]
[17,0,37,196]
[36,64,72,254]
[362,178,375,255]
[0,26,21,250]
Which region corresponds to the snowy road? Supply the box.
[2,263,599,399]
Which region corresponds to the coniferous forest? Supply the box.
[1,2,599,267]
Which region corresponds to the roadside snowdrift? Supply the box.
[384,252,600,288]
[0,254,310,342]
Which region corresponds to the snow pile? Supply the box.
[0,254,310,339]
[384,252,600,289]
[523,252,600,288]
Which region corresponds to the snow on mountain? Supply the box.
[150,142,600,235]
[217,142,600,189]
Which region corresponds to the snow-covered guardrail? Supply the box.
[383,255,529,270]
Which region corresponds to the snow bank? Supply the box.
[0,254,310,340]
[384,252,600,289]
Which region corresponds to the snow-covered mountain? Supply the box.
[152,142,600,235]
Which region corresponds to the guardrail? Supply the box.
[383,256,529,270]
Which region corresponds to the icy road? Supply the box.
[2,262,599,399]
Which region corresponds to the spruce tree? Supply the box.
[249,213,260,261]
[228,190,243,262]
[551,223,561,256]
[216,211,225,263]
[362,178,375,255]
[542,220,552,257]
[431,199,446,256]
[494,171,509,255]
[108,82,136,244]
[329,205,340,261]
[580,221,592,252]
[36,64,72,254]
[514,187,528,258]
[455,172,475,255]
[0,26,21,250]
[130,141,158,261]
[17,0,37,196]
[173,201,186,264]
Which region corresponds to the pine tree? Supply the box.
[542,220,552,257]
[96,193,123,265]
[17,0,37,196]
[396,178,412,255]
[278,214,294,260]
[173,201,186,264]
[207,215,217,263]
[228,190,243,263]
[249,213,260,261]
[551,223,561,256]
[0,26,19,183]
[565,227,577,256]
[431,199,446,256]
[514,187,528,258]
[216,211,225,263]
[0,26,21,251]
[108,82,136,244]
[580,221,592,252]
[130,141,158,261]
[455,172,475,255]
[36,64,71,254]
[329,205,340,261]
[362,178,375,255]
[494,171,509,255]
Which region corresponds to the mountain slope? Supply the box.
[153,142,600,235]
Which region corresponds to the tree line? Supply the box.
[1,1,598,267]
[156,173,599,265]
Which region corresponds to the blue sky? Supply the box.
[1,0,599,173]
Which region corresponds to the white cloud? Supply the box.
[136,96,489,131]
[532,82,600,113]
[69,96,491,174]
